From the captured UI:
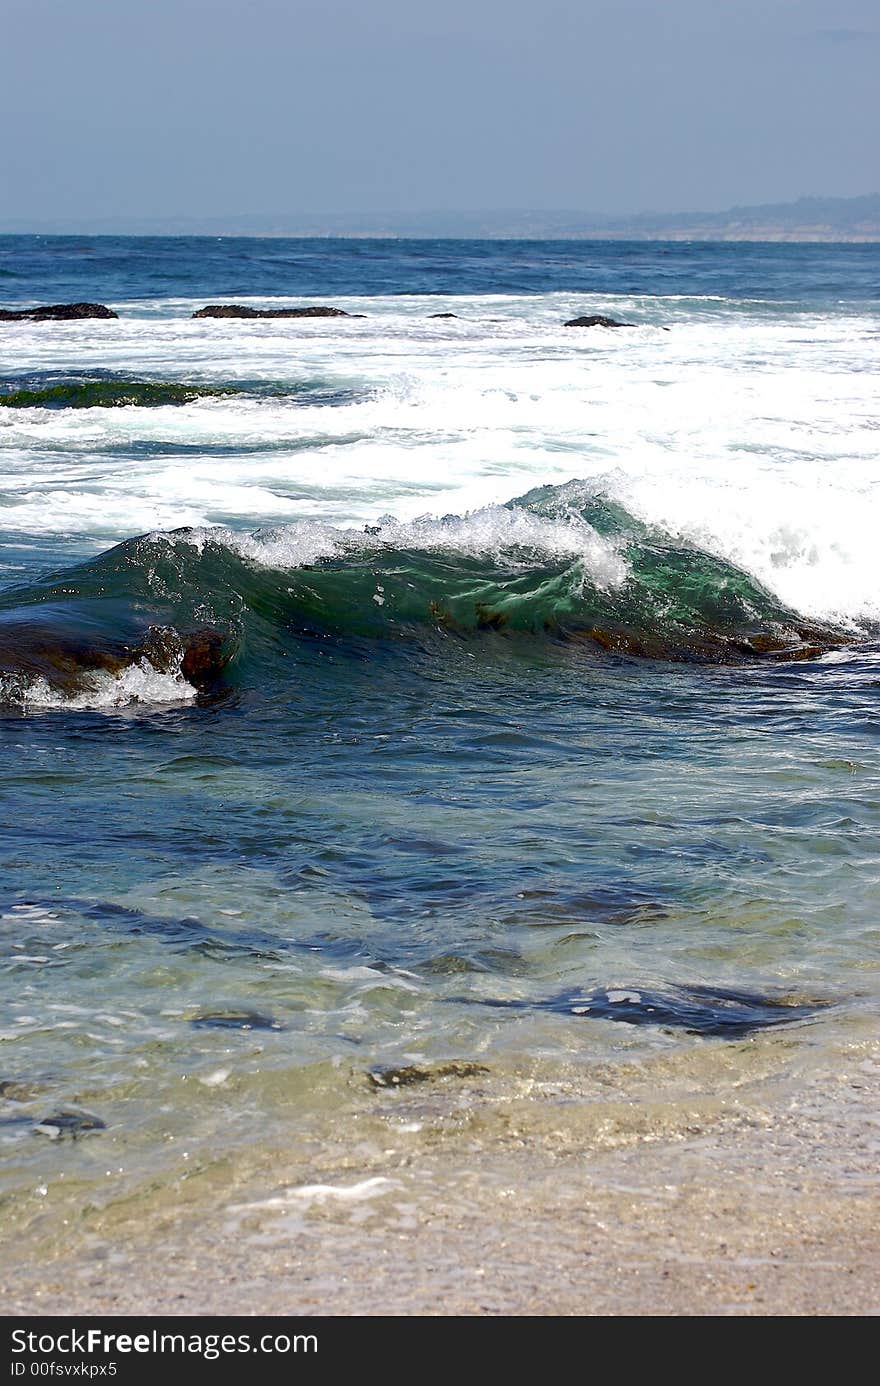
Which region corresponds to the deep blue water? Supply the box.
[1,234,878,305]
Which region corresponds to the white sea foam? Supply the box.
[2,293,877,622]
[354,506,627,579]
[601,464,880,625]
[229,1176,397,1214]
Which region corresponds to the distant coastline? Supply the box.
[2,193,879,241]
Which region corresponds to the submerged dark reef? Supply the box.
[477,982,827,1037]
[0,370,363,411]
[0,379,238,409]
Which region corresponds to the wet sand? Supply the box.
[2,1038,878,1317]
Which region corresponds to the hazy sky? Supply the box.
[2,0,877,222]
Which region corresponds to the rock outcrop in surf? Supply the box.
[0,303,118,322]
[192,304,361,319]
[564,314,633,328]
[0,622,228,704]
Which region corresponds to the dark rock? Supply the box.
[0,622,230,700]
[564,314,634,328]
[429,312,459,319]
[34,1109,106,1139]
[0,626,136,696]
[417,954,482,976]
[178,629,228,687]
[190,1010,283,1031]
[0,303,118,322]
[138,626,228,690]
[192,304,361,319]
[368,1061,488,1088]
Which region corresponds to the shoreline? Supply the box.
[4,1038,877,1317]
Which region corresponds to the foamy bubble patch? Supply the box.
[230,1176,398,1214]
[2,660,198,711]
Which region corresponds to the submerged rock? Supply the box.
[0,303,117,322]
[0,1079,42,1102]
[34,1109,106,1139]
[429,312,459,319]
[428,601,844,663]
[192,304,361,319]
[573,623,839,664]
[478,983,827,1038]
[564,314,634,328]
[190,1009,283,1031]
[367,1061,488,1088]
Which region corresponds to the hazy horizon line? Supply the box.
[2,193,880,242]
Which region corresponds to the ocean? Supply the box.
[0,236,878,1300]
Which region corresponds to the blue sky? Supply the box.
[1,0,877,223]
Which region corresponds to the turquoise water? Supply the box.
[0,238,878,1254]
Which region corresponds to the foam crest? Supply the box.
[170,505,628,591]
[160,518,343,570]
[358,506,628,587]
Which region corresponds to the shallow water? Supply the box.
[0,237,878,1254]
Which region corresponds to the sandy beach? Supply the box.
[3,1030,877,1317]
